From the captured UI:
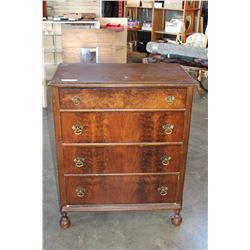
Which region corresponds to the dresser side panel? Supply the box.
[176,86,194,204]
[51,86,67,208]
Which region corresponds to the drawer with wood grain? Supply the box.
[65,175,178,204]
[59,88,187,109]
[61,111,184,143]
[63,145,182,174]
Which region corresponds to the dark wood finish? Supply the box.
[176,86,194,204]
[61,111,184,143]
[51,63,197,86]
[171,209,183,226]
[61,203,181,212]
[59,88,187,109]
[51,87,67,208]
[43,1,47,17]
[59,212,71,229]
[63,145,182,174]
[49,63,197,228]
[65,175,178,204]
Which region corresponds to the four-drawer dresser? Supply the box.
[49,63,197,229]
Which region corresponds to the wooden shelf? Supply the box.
[185,8,201,11]
[124,0,202,43]
[125,5,152,9]
[155,30,179,35]
[154,8,183,11]
[43,20,99,24]
[128,29,151,33]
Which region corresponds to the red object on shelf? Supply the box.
[101,23,124,32]
[106,23,121,27]
[43,1,47,17]
[118,0,123,17]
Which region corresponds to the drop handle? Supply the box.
[74,157,87,168]
[75,186,86,198]
[167,96,175,104]
[160,155,172,166]
[72,96,81,105]
[72,124,84,135]
[157,186,168,196]
[162,124,174,135]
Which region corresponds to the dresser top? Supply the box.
[50,63,197,87]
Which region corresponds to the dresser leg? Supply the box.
[171,210,182,226]
[60,212,71,229]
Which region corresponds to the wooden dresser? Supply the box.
[49,63,197,229]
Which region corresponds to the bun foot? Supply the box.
[171,210,182,226]
[60,213,71,229]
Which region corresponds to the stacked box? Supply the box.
[127,0,141,7]
[141,0,153,8]
[164,0,183,10]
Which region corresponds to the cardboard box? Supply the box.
[154,2,163,8]
[141,0,153,8]
[127,0,141,7]
[165,19,184,34]
[164,0,183,10]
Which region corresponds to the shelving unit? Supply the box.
[42,20,100,80]
[124,3,153,43]
[124,0,202,44]
[43,22,63,80]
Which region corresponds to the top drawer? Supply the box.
[59,88,187,109]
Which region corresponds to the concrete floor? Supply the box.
[43,83,208,250]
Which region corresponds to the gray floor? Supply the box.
[43,85,208,250]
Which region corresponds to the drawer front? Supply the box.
[61,111,184,143]
[63,145,181,174]
[59,88,187,109]
[66,175,178,204]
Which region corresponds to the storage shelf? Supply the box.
[128,29,151,33]
[43,20,99,24]
[124,0,202,44]
[155,30,180,35]
[125,5,152,9]
[154,8,183,11]
[185,7,201,11]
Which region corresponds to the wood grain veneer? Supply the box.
[50,63,197,229]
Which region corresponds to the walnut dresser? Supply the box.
[49,63,197,229]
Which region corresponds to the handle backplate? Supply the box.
[75,186,86,198]
[74,157,87,168]
[160,155,172,166]
[72,96,81,105]
[162,124,174,135]
[158,186,168,196]
[167,95,175,104]
[72,124,84,135]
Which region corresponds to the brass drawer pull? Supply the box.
[167,96,175,104]
[72,124,84,135]
[74,157,87,168]
[158,186,168,196]
[162,124,174,135]
[75,186,86,198]
[160,155,172,166]
[72,96,81,105]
